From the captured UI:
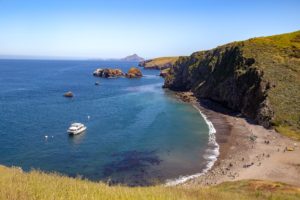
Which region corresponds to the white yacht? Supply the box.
[67,123,87,135]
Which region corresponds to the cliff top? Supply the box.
[139,57,179,69]
[165,30,300,139]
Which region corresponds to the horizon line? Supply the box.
[0,54,151,61]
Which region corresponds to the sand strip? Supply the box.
[174,91,300,187]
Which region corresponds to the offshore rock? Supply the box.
[64,91,74,98]
[125,67,143,78]
[93,68,124,78]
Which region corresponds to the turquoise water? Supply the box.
[0,59,215,185]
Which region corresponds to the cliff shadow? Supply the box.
[197,98,258,126]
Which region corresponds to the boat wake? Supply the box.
[165,105,219,186]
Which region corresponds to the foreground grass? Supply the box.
[0,166,299,200]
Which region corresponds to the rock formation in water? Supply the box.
[93,67,143,79]
[93,68,124,78]
[126,67,143,78]
[163,30,300,137]
[64,91,74,98]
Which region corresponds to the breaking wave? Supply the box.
[165,105,219,186]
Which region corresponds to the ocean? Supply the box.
[0,59,218,186]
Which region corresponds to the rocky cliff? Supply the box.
[164,31,300,137]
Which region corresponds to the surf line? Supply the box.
[165,105,220,186]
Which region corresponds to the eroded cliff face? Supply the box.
[165,31,300,136]
[164,43,274,128]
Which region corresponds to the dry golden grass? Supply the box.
[143,57,179,69]
[0,166,300,200]
[242,31,300,137]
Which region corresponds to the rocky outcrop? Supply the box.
[159,68,170,78]
[164,45,274,127]
[64,91,74,98]
[93,67,143,78]
[93,68,124,78]
[164,45,273,127]
[126,67,143,78]
[164,30,300,133]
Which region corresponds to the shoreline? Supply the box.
[171,91,300,187]
[165,100,219,186]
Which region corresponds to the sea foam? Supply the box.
[165,105,220,186]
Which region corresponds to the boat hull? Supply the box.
[67,127,87,135]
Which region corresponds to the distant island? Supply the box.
[121,54,145,62]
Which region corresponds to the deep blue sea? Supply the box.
[0,59,217,185]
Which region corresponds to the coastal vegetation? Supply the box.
[1,165,299,200]
[164,30,300,139]
[139,57,179,70]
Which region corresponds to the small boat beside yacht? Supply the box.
[67,123,87,135]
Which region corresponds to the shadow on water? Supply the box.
[199,99,258,125]
[68,131,87,146]
[102,150,163,186]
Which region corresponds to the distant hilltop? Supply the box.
[121,54,145,62]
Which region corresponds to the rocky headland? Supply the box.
[159,31,300,186]
[163,30,300,138]
[139,57,178,70]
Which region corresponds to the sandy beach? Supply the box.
[174,92,300,187]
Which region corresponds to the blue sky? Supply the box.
[0,0,299,59]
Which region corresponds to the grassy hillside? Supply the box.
[164,30,300,139]
[139,57,179,70]
[0,166,300,200]
[241,31,300,139]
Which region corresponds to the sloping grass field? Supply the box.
[142,57,179,69]
[0,166,299,200]
[241,31,300,138]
